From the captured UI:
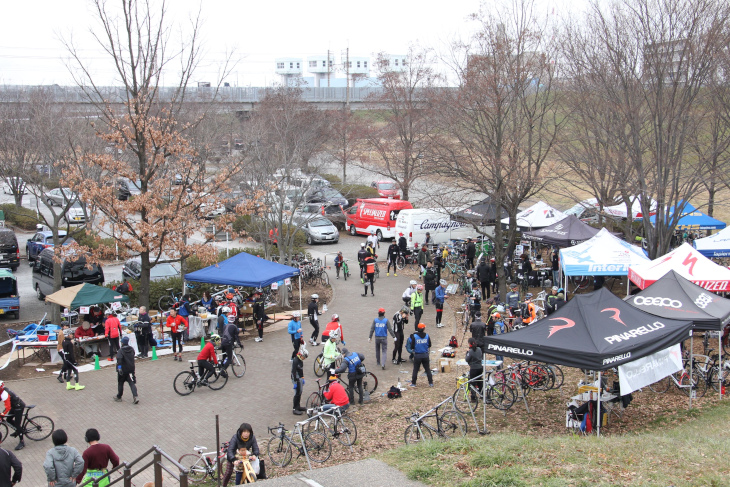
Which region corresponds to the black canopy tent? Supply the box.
[522,214,604,248]
[452,198,508,225]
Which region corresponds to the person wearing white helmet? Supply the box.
[291,347,308,415]
[307,294,321,346]
[217,305,231,337]
[322,328,342,372]
[410,284,425,327]
[434,279,449,328]
[288,311,304,361]
[367,230,379,250]
[402,280,417,305]
[357,243,369,282]
[322,314,345,344]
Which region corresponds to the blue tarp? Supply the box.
[649,201,726,230]
[184,252,300,287]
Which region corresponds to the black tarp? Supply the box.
[482,288,692,370]
[626,270,730,332]
[452,198,508,225]
[522,214,602,247]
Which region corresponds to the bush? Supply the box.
[321,174,342,185]
[73,228,116,251]
[332,183,380,205]
[0,204,39,230]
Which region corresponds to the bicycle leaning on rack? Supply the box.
[266,422,331,467]
[403,396,467,444]
[0,404,55,444]
[178,441,229,483]
[304,405,358,446]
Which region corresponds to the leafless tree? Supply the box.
[324,108,364,184]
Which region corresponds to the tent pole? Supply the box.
[482,352,487,433]
[298,275,302,315]
[720,329,723,400]
[597,371,602,438]
[689,331,694,409]
[626,277,629,297]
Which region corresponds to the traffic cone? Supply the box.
[200,336,205,351]
[151,346,158,361]
[94,355,100,371]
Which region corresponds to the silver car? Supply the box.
[300,217,339,245]
[64,200,87,225]
[44,187,77,206]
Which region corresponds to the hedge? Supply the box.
[0,204,39,230]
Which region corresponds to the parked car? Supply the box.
[371,180,401,199]
[0,269,19,319]
[0,228,20,271]
[64,201,87,225]
[306,187,348,207]
[44,188,77,206]
[297,217,339,245]
[32,248,104,299]
[117,178,142,200]
[122,258,179,281]
[2,177,26,195]
[26,230,74,261]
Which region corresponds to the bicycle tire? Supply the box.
[266,436,293,468]
[439,410,468,438]
[363,372,378,395]
[710,365,729,393]
[648,375,671,393]
[452,385,478,413]
[304,431,331,464]
[178,453,209,483]
[0,423,8,444]
[24,415,54,441]
[208,372,228,391]
[679,369,707,398]
[306,392,323,410]
[230,354,246,378]
[395,256,405,270]
[334,415,357,446]
[313,354,326,377]
[488,381,517,411]
[174,371,196,396]
[548,364,564,389]
[158,295,176,312]
[404,423,432,444]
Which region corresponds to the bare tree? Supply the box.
[324,108,364,184]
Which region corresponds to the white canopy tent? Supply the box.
[500,201,567,231]
[603,197,657,220]
[694,226,730,258]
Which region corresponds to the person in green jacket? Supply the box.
[322,329,342,373]
[410,285,425,327]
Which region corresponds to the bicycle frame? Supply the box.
[408,397,458,439]
[306,406,355,452]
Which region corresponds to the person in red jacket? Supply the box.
[75,321,100,357]
[104,311,123,362]
[166,308,187,361]
[196,335,220,386]
[321,314,345,344]
[322,374,350,413]
[77,428,120,485]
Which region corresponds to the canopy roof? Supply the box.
[45,283,129,309]
[693,226,730,258]
[185,251,299,288]
[523,215,603,247]
[452,197,507,225]
[0,269,16,280]
[626,270,730,331]
[628,242,730,292]
[482,288,692,370]
[560,228,650,276]
[500,201,567,230]
[603,197,656,220]
[649,201,726,230]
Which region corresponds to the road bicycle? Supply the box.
[178,442,229,483]
[159,286,200,312]
[173,360,229,395]
[306,372,378,410]
[219,343,246,378]
[648,358,706,397]
[303,405,357,446]
[453,372,516,412]
[395,251,418,272]
[266,422,331,467]
[340,259,350,280]
[313,346,342,377]
[694,350,730,393]
[444,260,467,280]
[403,397,467,444]
[0,405,54,443]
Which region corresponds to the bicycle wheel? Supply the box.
[648,375,671,393]
[395,256,405,270]
[186,293,200,305]
[547,364,564,389]
[0,423,8,444]
[178,454,209,483]
[488,382,517,411]
[306,392,322,410]
[679,369,707,398]
[266,436,293,468]
[313,354,326,377]
[230,354,246,378]
[158,295,176,312]
[710,365,729,393]
[208,372,228,391]
[439,410,468,438]
[343,265,349,280]
[334,416,358,446]
[452,385,478,413]
[24,415,54,441]
[404,423,432,444]
[304,431,331,464]
[363,372,378,395]
[174,371,197,396]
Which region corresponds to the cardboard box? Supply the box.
[439,358,453,373]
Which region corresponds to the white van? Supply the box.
[395,208,493,247]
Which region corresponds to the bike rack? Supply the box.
[79,445,190,487]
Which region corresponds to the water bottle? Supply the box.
[397,379,402,389]
[323,302,328,313]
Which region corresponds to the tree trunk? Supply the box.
[51,260,63,326]
[139,251,151,309]
[14,193,22,208]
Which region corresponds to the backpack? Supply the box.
[449,336,458,348]
[442,347,456,358]
[387,386,402,399]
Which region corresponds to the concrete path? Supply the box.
[254,458,427,486]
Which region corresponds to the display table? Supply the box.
[15,341,61,365]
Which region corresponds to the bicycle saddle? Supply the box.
[26,405,35,409]
[193,446,208,452]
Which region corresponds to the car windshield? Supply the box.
[285,189,304,200]
[151,263,178,279]
[64,260,101,280]
[378,182,397,190]
[70,201,84,209]
[309,219,332,227]
[320,188,341,198]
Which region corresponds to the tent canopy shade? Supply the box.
[694,226,730,257]
[522,214,604,248]
[452,197,508,225]
[482,288,693,371]
[649,200,726,230]
[559,228,650,276]
[500,201,567,231]
[45,283,129,309]
[184,251,300,288]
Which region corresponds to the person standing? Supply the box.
[398,233,408,254]
[322,329,342,373]
[490,258,498,294]
[469,281,482,321]
[307,294,321,346]
[76,428,120,487]
[368,308,394,370]
[113,336,139,404]
[476,258,491,300]
[470,312,487,349]
[43,430,84,487]
[465,338,484,401]
[416,245,431,276]
[551,249,560,288]
[291,348,308,415]
[252,290,266,343]
[506,283,520,315]
[104,310,122,362]
[288,312,303,361]
[0,433,21,486]
[407,323,433,388]
[386,240,399,277]
[334,251,344,279]
[201,291,215,314]
[465,238,476,269]
[423,232,433,246]
[391,307,409,364]
[0,383,25,451]
[410,285,425,327]
[177,294,192,341]
[135,306,152,359]
[434,279,448,328]
[217,306,230,337]
[367,230,379,250]
[433,247,443,284]
[335,348,366,404]
[422,261,437,305]
[357,243,368,282]
[59,330,84,391]
[361,254,376,297]
[166,308,187,362]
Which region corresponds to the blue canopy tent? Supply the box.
[649,201,726,230]
[184,252,302,309]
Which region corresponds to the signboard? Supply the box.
[79,306,90,315]
[618,344,683,395]
[285,278,291,285]
[271,282,279,290]
[111,301,122,310]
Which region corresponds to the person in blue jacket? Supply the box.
[335,348,366,404]
[368,308,394,370]
[434,279,448,328]
[407,323,433,388]
[288,311,303,361]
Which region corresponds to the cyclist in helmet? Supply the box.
[361,253,376,297]
[357,243,369,282]
[307,294,321,347]
[402,280,417,306]
[288,312,303,361]
[197,335,220,386]
[0,381,25,450]
[322,328,342,373]
[291,348,308,415]
[391,306,409,364]
[220,315,242,376]
[217,306,231,337]
[410,284,425,327]
[322,314,344,344]
[367,230,379,250]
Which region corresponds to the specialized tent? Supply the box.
[603,197,656,220]
[693,226,730,257]
[500,201,566,231]
[649,201,726,230]
[560,228,649,278]
[45,283,129,309]
[523,215,603,247]
[452,198,508,225]
[628,242,730,292]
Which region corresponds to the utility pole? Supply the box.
[345,47,350,109]
[327,49,331,87]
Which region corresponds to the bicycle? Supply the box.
[178,442,229,483]
[403,397,467,444]
[173,360,229,395]
[159,286,200,312]
[453,372,517,412]
[648,358,706,397]
[569,275,591,293]
[0,405,54,443]
[266,422,331,467]
[313,346,342,377]
[220,343,246,379]
[304,405,358,447]
[341,259,350,280]
[395,251,418,272]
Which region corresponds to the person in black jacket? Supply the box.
[252,291,266,343]
[135,306,152,358]
[475,258,491,300]
[465,238,476,269]
[222,423,264,487]
[391,307,409,365]
[386,241,399,277]
[113,336,138,404]
[60,329,84,391]
[307,294,321,346]
[221,320,241,375]
[469,312,486,349]
[465,338,484,400]
[422,262,437,305]
[291,348,308,415]
[0,435,21,487]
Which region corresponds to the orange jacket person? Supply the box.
[104,311,123,362]
[167,309,187,361]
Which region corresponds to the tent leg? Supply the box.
[597,371,601,437]
[298,275,302,315]
[689,332,694,410]
[720,331,723,400]
[626,277,629,297]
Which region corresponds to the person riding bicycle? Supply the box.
[322,373,350,413]
[402,280,417,306]
[0,381,25,451]
[322,328,342,373]
[434,279,448,328]
[410,285,425,327]
[361,254,376,297]
[357,243,369,282]
[506,283,520,314]
[367,230,379,250]
[322,314,345,344]
[197,335,220,386]
[223,423,263,486]
[307,294,321,347]
[335,348,366,404]
[291,348,308,415]
[392,307,409,364]
[522,294,537,325]
[386,240,399,277]
[334,251,345,279]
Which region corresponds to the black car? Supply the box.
[0,229,20,271]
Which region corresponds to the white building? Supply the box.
[307,55,335,87]
[380,54,408,73]
[274,57,303,86]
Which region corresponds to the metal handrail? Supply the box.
[79,445,189,487]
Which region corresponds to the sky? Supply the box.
[0,0,575,87]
